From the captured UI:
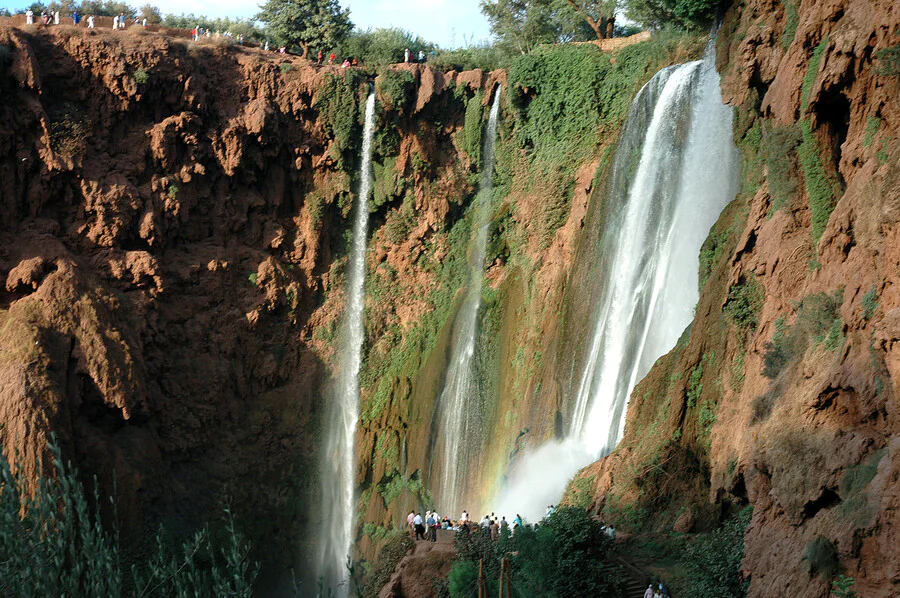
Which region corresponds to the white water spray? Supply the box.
[318,88,376,596]
[436,86,502,516]
[495,42,739,522]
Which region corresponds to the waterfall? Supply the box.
[435,85,502,516]
[318,87,376,596]
[494,41,739,522]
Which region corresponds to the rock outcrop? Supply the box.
[570,0,900,596]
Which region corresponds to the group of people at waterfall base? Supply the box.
[406,504,619,542]
[645,582,671,598]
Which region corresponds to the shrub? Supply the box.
[863,117,881,149]
[875,43,900,76]
[762,317,793,379]
[799,120,839,246]
[463,90,485,166]
[362,531,414,598]
[801,37,828,110]
[724,276,764,331]
[133,68,149,84]
[750,390,777,424]
[47,102,89,160]
[248,272,258,285]
[375,69,415,112]
[832,575,858,598]
[761,122,801,215]
[0,438,258,597]
[861,285,878,320]
[686,361,703,408]
[804,536,839,579]
[681,507,752,598]
[314,72,363,166]
[797,289,843,348]
[279,62,293,73]
[167,183,179,200]
[698,230,728,291]
[780,0,799,48]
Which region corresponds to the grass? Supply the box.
[762,122,801,215]
[133,68,149,84]
[780,0,799,48]
[801,37,828,111]
[864,116,881,148]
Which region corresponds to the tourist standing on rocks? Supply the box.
[413,512,425,541]
[489,519,499,541]
[426,512,437,542]
[406,510,415,537]
[87,15,94,28]
[112,15,118,29]
[644,585,654,598]
[418,49,425,62]
[53,11,59,25]
[404,48,409,63]
[25,8,33,24]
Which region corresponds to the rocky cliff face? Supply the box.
[0,22,498,582]
[570,0,900,595]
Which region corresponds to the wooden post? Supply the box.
[499,558,511,598]
[503,557,512,597]
[478,558,485,598]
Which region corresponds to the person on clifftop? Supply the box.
[406,510,415,537]
[25,8,33,24]
[404,48,409,63]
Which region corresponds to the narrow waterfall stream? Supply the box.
[436,86,502,516]
[318,88,376,595]
[494,42,739,521]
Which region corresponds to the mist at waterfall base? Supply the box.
[316,89,376,596]
[491,42,739,523]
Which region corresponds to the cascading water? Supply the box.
[494,41,739,521]
[435,86,502,516]
[317,88,376,596]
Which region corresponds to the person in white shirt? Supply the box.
[25,9,33,24]
[412,513,425,541]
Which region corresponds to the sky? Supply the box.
[3,0,494,48]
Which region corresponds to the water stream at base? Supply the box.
[317,88,376,596]
[495,41,740,522]
[435,86,502,517]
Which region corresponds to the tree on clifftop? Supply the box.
[256,0,352,58]
[481,0,616,54]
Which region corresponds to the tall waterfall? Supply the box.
[494,42,739,521]
[318,88,376,596]
[436,86,502,516]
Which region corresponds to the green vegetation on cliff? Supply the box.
[0,440,258,597]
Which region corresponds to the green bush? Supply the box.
[686,361,703,408]
[375,69,415,112]
[799,120,839,246]
[875,43,900,76]
[781,0,799,48]
[762,317,792,379]
[761,122,801,215]
[279,62,293,73]
[801,37,828,110]
[0,438,258,597]
[724,276,764,331]
[832,575,858,598]
[698,230,728,291]
[804,536,839,579]
[314,72,363,166]
[864,117,881,148]
[133,68,149,84]
[862,285,878,320]
[681,507,752,598]
[463,90,485,167]
[797,289,843,348]
[338,27,434,67]
[750,390,777,424]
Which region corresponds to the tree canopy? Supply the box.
[623,0,718,29]
[256,0,352,57]
[481,0,616,54]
